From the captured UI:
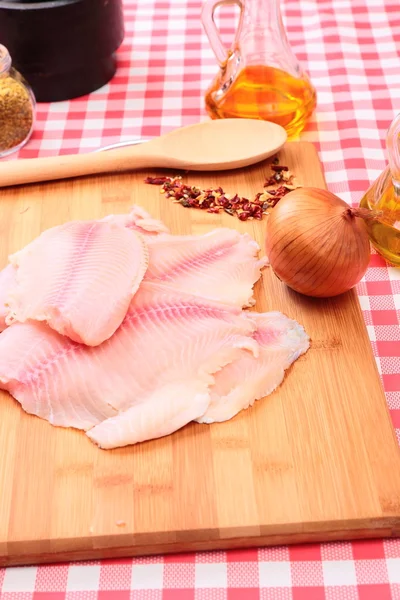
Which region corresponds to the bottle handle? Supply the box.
[386,113,400,194]
[201,0,244,67]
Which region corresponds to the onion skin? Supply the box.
[265,188,372,298]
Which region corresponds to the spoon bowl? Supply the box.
[0,118,287,188]
[147,119,287,171]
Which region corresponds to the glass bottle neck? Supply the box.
[239,0,302,77]
[0,45,11,76]
[243,0,281,27]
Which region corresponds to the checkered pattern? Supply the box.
[1,543,400,598]
[1,0,400,596]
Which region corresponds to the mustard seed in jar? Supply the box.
[0,44,35,158]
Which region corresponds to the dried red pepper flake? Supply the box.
[144,157,301,220]
[271,164,289,172]
[144,176,172,185]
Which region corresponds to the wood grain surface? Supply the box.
[0,141,400,567]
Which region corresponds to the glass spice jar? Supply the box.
[0,44,35,158]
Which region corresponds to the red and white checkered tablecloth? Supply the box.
[2,0,400,597]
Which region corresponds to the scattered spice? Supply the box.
[144,157,301,221]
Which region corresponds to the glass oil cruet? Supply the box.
[359,113,400,266]
[201,0,317,138]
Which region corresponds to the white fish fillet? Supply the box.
[0,282,258,446]
[197,311,310,424]
[102,205,169,238]
[0,205,162,336]
[0,204,309,449]
[87,381,212,449]
[5,220,149,346]
[144,228,268,308]
[0,264,17,332]
[0,320,118,429]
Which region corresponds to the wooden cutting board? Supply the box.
[1,141,400,567]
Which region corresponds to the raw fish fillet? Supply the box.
[5,220,148,346]
[144,228,268,308]
[197,311,310,424]
[0,264,16,332]
[0,320,118,429]
[103,205,169,238]
[0,205,161,336]
[87,381,211,449]
[0,282,258,445]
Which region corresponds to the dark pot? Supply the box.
[0,0,125,102]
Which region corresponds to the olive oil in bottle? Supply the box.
[205,64,316,139]
[201,0,317,139]
[360,169,400,265]
[359,114,400,266]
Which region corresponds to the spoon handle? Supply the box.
[0,144,161,188]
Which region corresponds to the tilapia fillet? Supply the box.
[145,228,268,307]
[0,206,162,336]
[0,204,309,449]
[102,205,169,238]
[0,264,16,332]
[198,311,310,424]
[5,220,149,346]
[0,282,258,446]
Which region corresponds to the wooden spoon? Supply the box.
[0,119,287,188]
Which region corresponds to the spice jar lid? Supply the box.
[0,44,11,73]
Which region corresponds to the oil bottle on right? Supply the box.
[359,113,400,265]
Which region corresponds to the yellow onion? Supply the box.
[265,187,376,298]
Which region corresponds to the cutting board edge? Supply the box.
[289,145,399,456]
[1,516,400,567]
[344,288,399,446]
